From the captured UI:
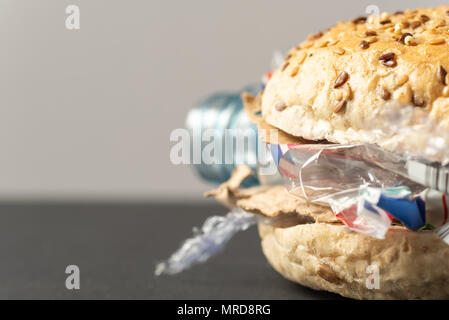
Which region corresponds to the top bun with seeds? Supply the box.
[262,6,449,157]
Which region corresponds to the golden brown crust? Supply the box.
[242,93,309,144]
[259,223,449,299]
[262,6,449,154]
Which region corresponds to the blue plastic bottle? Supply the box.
[185,85,261,187]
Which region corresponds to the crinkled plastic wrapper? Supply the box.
[155,208,257,276]
[356,104,449,165]
[155,206,308,276]
[272,143,449,239]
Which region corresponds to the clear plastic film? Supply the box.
[155,208,257,276]
[332,103,449,165]
[154,206,311,276]
[278,144,422,207]
[274,143,449,239]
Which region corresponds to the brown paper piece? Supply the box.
[205,164,339,224]
[204,165,270,208]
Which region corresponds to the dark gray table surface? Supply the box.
[0,201,343,299]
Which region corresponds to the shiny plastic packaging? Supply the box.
[155,208,257,275]
[272,143,449,239]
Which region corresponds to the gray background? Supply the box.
[0,202,345,299]
[1,0,445,202]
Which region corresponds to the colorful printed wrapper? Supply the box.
[268,143,449,239]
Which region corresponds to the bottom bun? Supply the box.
[259,223,449,300]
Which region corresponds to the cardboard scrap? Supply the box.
[204,165,270,209]
[205,164,340,225]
